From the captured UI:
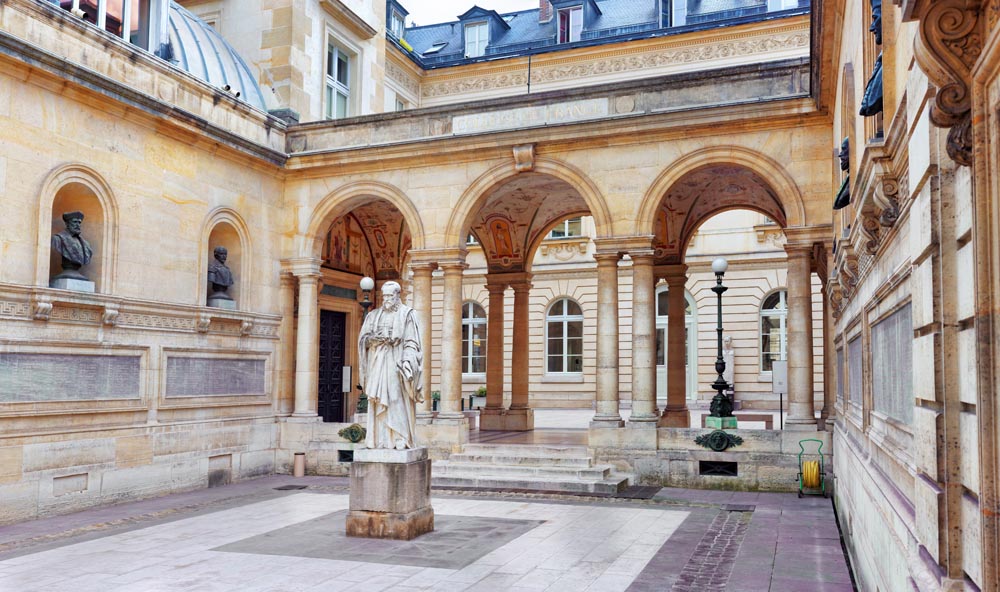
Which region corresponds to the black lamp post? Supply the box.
[356,276,375,414]
[709,257,734,421]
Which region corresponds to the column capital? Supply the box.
[784,242,815,257]
[594,235,655,254]
[594,252,622,265]
[279,272,298,287]
[282,257,322,278]
[629,250,656,264]
[438,261,469,274]
[654,263,688,284]
[485,281,508,294]
[783,225,833,246]
[409,261,438,275]
[511,281,533,294]
[408,247,467,265]
[492,271,532,286]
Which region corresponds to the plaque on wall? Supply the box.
[0,353,141,402]
[165,357,266,397]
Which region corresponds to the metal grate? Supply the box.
[699,461,738,477]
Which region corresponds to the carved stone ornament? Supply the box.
[913,1,985,166]
[695,430,744,452]
[861,213,882,255]
[512,144,535,173]
[102,305,119,326]
[828,279,845,319]
[240,320,255,336]
[197,312,212,333]
[32,296,53,321]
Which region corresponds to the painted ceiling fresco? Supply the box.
[468,173,588,273]
[322,199,412,280]
[653,166,786,263]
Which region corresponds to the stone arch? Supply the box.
[198,207,253,309]
[446,156,613,248]
[637,146,807,237]
[301,180,425,259]
[522,210,591,273]
[35,163,120,293]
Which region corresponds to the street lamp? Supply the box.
[356,276,375,414]
[708,257,736,428]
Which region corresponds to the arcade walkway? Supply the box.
[0,476,854,591]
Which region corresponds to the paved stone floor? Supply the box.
[0,476,855,591]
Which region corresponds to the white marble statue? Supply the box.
[358,281,423,450]
[722,335,735,390]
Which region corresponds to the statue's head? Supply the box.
[214,246,228,264]
[838,137,850,171]
[62,211,84,236]
[382,281,402,311]
[869,0,882,45]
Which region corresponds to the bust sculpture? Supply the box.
[207,246,234,303]
[51,211,94,287]
[834,138,851,210]
[358,281,423,450]
[859,0,883,117]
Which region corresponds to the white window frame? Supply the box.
[548,217,583,239]
[325,39,353,120]
[558,6,583,43]
[461,302,487,375]
[390,9,405,38]
[670,0,687,26]
[465,21,489,58]
[546,298,584,374]
[64,0,161,50]
[759,289,788,373]
[655,286,698,400]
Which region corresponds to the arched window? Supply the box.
[546,298,584,374]
[461,302,487,374]
[760,290,788,372]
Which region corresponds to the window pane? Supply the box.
[327,46,335,78]
[549,300,564,317]
[656,328,665,366]
[471,355,486,374]
[548,356,563,373]
[763,291,785,311]
[548,337,564,356]
[566,337,583,356]
[566,300,582,316]
[336,92,348,118]
[567,321,582,339]
[472,304,486,319]
[657,291,669,317]
[568,355,583,372]
[548,321,563,339]
[569,7,583,42]
[325,85,334,119]
[337,54,349,86]
[462,355,470,373]
[566,218,582,236]
[559,10,570,43]
[550,224,566,238]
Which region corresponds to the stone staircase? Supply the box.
[432,443,630,495]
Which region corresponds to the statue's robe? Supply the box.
[358,303,423,449]
[859,53,883,117]
[51,231,93,269]
[208,261,234,298]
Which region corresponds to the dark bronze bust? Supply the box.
[859,0,883,117]
[51,211,93,281]
[207,246,234,301]
[838,137,850,172]
[834,138,851,210]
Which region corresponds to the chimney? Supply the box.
[539,0,553,23]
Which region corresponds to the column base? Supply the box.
[418,416,469,451]
[285,414,322,423]
[416,412,436,426]
[784,419,819,431]
[589,414,624,429]
[627,414,660,426]
[658,408,690,428]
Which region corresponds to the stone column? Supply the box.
[480,279,508,431]
[437,262,467,420]
[785,245,817,429]
[659,264,690,427]
[410,262,436,423]
[278,273,297,416]
[592,253,624,427]
[820,282,836,430]
[506,277,534,431]
[629,252,659,425]
[292,267,321,418]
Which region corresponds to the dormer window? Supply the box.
[423,42,448,56]
[56,0,157,50]
[390,9,405,38]
[558,6,583,43]
[465,22,488,58]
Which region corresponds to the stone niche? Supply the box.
[49,182,107,293]
[205,221,244,309]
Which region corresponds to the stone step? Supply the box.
[432,473,628,495]
[446,453,594,468]
[434,461,611,480]
[460,443,591,457]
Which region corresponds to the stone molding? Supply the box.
[385,57,421,98]
[0,284,280,340]
[512,144,536,173]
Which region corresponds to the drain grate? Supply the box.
[273,485,308,491]
[722,504,756,512]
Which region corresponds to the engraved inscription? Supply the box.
[0,354,141,402]
[165,357,266,397]
[452,99,609,135]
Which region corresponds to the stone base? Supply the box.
[479,408,534,431]
[50,277,95,292]
[207,297,236,309]
[658,409,691,428]
[347,448,433,540]
[705,416,738,429]
[345,506,435,541]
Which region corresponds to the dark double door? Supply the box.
[318,310,347,423]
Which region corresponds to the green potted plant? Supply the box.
[471,386,487,409]
[431,390,440,411]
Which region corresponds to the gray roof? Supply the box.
[167,2,268,110]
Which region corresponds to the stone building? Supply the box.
[0,0,998,589]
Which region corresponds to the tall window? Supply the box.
[325,42,351,120]
[548,217,582,239]
[389,10,405,38]
[848,336,863,405]
[465,22,488,58]
[558,6,583,43]
[760,290,787,372]
[546,299,584,373]
[872,304,913,423]
[836,347,845,402]
[57,0,153,49]
[462,302,487,374]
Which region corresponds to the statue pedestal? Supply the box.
[50,277,95,293]
[705,416,738,429]
[346,447,434,540]
[207,297,236,310]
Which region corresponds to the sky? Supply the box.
[402,0,540,27]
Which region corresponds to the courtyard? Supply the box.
[0,475,853,592]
